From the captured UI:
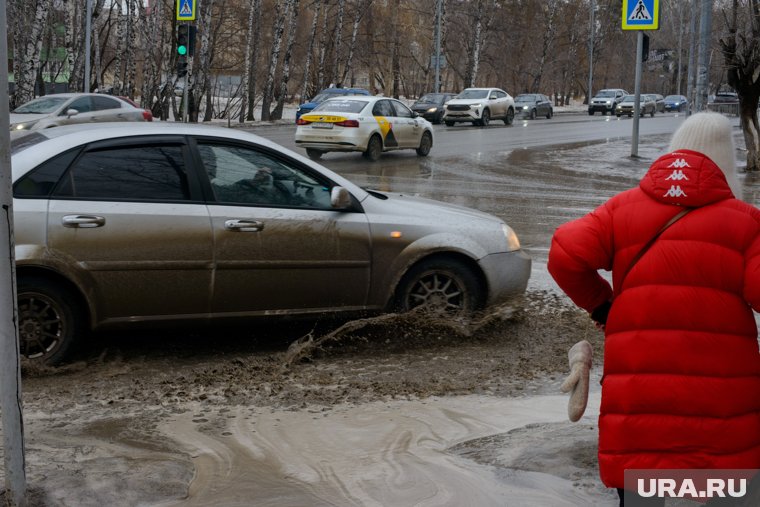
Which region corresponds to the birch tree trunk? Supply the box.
[272,0,300,119]
[65,0,84,93]
[300,0,322,102]
[464,0,484,87]
[331,0,345,85]
[340,0,369,86]
[246,0,262,120]
[15,0,50,104]
[531,0,559,91]
[139,0,160,109]
[316,3,330,89]
[391,0,400,97]
[124,0,138,99]
[261,0,287,121]
[192,0,215,122]
[240,0,256,122]
[112,0,124,95]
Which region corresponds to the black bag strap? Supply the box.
[621,207,693,284]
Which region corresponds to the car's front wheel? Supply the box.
[17,276,84,365]
[503,107,514,125]
[445,121,454,127]
[530,109,536,120]
[480,108,490,126]
[416,131,432,156]
[306,148,323,160]
[394,257,483,316]
[546,108,553,119]
[363,134,383,162]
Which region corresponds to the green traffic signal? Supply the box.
[178,45,187,56]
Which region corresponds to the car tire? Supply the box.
[546,108,553,119]
[530,109,536,120]
[504,107,514,125]
[416,131,432,157]
[364,134,383,162]
[650,109,655,118]
[616,113,621,117]
[445,121,454,127]
[588,111,594,116]
[480,109,490,127]
[17,276,84,365]
[394,257,483,316]
[306,148,323,160]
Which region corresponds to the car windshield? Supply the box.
[310,92,346,103]
[622,95,636,102]
[417,94,444,103]
[595,91,617,98]
[457,90,489,99]
[664,95,682,101]
[515,95,537,102]
[13,96,68,114]
[312,99,368,114]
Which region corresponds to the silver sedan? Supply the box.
[11,123,531,364]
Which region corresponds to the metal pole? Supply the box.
[685,0,698,114]
[632,31,643,158]
[0,0,27,504]
[676,4,683,95]
[434,0,442,93]
[587,0,595,104]
[84,0,93,92]
[695,0,712,112]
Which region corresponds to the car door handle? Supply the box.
[62,215,106,228]
[224,219,264,232]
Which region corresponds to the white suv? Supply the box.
[588,89,628,116]
[443,88,515,126]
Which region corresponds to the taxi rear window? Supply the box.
[312,100,367,114]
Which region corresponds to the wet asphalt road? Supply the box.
[242,112,696,282]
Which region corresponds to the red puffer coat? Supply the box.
[548,149,760,489]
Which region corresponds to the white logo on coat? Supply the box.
[663,185,688,198]
[665,169,689,181]
[668,159,691,169]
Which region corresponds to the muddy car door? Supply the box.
[195,139,372,314]
[46,137,213,323]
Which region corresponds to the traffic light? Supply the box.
[177,55,188,77]
[642,34,650,62]
[177,24,189,56]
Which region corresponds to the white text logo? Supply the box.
[668,159,691,169]
[664,185,687,198]
[637,478,746,499]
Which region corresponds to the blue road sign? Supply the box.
[177,0,196,21]
[622,0,659,30]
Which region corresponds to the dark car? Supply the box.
[295,87,370,121]
[514,93,553,119]
[711,90,739,103]
[663,95,689,112]
[410,93,457,124]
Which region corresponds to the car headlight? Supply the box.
[426,107,438,113]
[605,100,612,104]
[502,223,521,251]
[522,106,529,110]
[472,103,483,108]
[10,120,38,131]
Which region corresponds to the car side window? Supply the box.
[66,97,92,113]
[198,142,333,209]
[53,144,190,201]
[92,96,122,111]
[391,100,413,118]
[372,100,395,117]
[14,148,80,198]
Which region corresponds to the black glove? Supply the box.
[591,300,612,327]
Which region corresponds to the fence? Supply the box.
[706,102,740,116]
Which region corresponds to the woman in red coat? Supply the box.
[548,112,760,506]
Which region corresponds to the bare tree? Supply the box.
[240,0,260,122]
[245,0,262,121]
[300,0,323,101]
[719,0,760,172]
[11,0,50,105]
[331,0,346,84]
[272,0,300,119]
[261,0,288,121]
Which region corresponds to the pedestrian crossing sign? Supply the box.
[622,0,659,30]
[176,0,196,21]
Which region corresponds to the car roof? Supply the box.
[9,122,369,200]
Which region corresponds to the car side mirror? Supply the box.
[412,111,419,118]
[65,109,79,117]
[330,186,352,209]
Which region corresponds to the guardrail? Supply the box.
[706,102,739,116]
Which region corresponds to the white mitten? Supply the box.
[560,340,593,422]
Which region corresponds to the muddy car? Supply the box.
[11,123,532,365]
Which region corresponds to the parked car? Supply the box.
[647,93,665,113]
[615,94,656,117]
[295,96,434,161]
[711,89,739,103]
[663,95,689,112]
[588,88,628,115]
[295,87,370,121]
[514,93,553,119]
[9,93,152,131]
[442,88,515,126]
[410,92,457,124]
[10,122,531,364]
[117,96,154,122]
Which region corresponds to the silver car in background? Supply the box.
[11,123,531,365]
[10,93,152,131]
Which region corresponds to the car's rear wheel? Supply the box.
[504,107,514,125]
[416,131,432,156]
[17,276,84,365]
[650,109,655,118]
[480,108,490,126]
[546,108,553,119]
[363,134,383,162]
[306,148,323,160]
[394,258,483,316]
[588,111,594,116]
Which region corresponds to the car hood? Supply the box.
[9,113,48,125]
[445,98,487,106]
